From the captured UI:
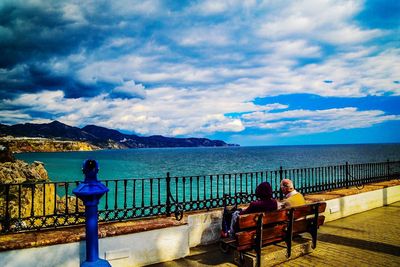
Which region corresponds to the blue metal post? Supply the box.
[73,159,111,267]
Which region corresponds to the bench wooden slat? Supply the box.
[238,209,288,229]
[293,202,327,219]
[220,237,236,245]
[292,215,325,234]
[236,223,287,251]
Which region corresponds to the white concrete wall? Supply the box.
[1,242,82,267]
[1,185,399,267]
[187,210,222,247]
[101,225,189,266]
[323,185,400,222]
[1,225,189,267]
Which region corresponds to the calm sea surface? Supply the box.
[15,144,400,182]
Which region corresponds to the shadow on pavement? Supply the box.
[319,233,400,257]
[149,243,236,267]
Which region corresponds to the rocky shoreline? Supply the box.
[0,137,97,153]
[0,147,84,231]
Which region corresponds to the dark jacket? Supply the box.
[240,182,277,214]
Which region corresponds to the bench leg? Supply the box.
[311,228,318,249]
[239,252,245,267]
[256,250,261,267]
[285,237,292,258]
[286,209,294,258]
[255,214,263,267]
[219,240,230,253]
[310,204,320,249]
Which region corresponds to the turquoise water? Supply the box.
[16,144,400,182]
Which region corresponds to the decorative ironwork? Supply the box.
[1,160,399,234]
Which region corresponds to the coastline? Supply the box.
[0,137,98,153]
[0,136,237,153]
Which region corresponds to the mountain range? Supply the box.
[0,121,236,149]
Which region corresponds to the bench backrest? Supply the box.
[235,202,327,251]
[290,203,327,236]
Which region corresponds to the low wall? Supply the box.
[2,184,400,267]
[1,225,189,267]
[323,184,400,222]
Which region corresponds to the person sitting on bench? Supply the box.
[279,178,305,208]
[224,182,278,237]
[241,181,278,214]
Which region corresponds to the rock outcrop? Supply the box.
[0,144,15,163]
[0,160,49,183]
[1,138,97,153]
[0,160,84,231]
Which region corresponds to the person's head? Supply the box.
[255,182,273,200]
[280,179,294,195]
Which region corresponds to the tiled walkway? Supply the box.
[151,201,400,267]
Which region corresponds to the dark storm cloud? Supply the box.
[0,1,129,98]
[26,64,114,98]
[0,62,108,98]
[0,2,76,68]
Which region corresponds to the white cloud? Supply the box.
[242,107,400,136]
[0,110,32,124]
[194,1,230,15]
[320,26,382,45]
[62,3,87,25]
[57,0,398,100]
[257,0,383,45]
[3,87,398,140]
[188,0,256,15]
[111,80,146,99]
[1,89,250,136]
[110,0,164,16]
[262,40,321,58]
[176,26,231,47]
[104,38,136,49]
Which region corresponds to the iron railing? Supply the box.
[1,160,399,233]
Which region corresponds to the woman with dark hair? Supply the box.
[241,181,278,214]
[221,182,278,237]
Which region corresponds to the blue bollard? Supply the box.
[73,160,111,267]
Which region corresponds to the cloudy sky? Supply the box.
[0,0,399,146]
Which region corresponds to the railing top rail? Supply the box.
[166,159,400,180]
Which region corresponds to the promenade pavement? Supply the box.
[150,201,400,267]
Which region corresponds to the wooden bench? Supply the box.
[220,202,327,267]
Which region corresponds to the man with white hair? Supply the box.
[280,178,305,208]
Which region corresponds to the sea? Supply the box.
[16,143,400,182]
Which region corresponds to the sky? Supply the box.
[0,0,399,146]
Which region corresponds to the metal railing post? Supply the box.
[345,162,349,189]
[166,172,171,216]
[279,166,284,200]
[386,159,390,180]
[4,184,11,232]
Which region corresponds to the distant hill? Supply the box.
[0,121,98,141]
[0,121,237,149]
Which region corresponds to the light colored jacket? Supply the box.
[284,190,306,208]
